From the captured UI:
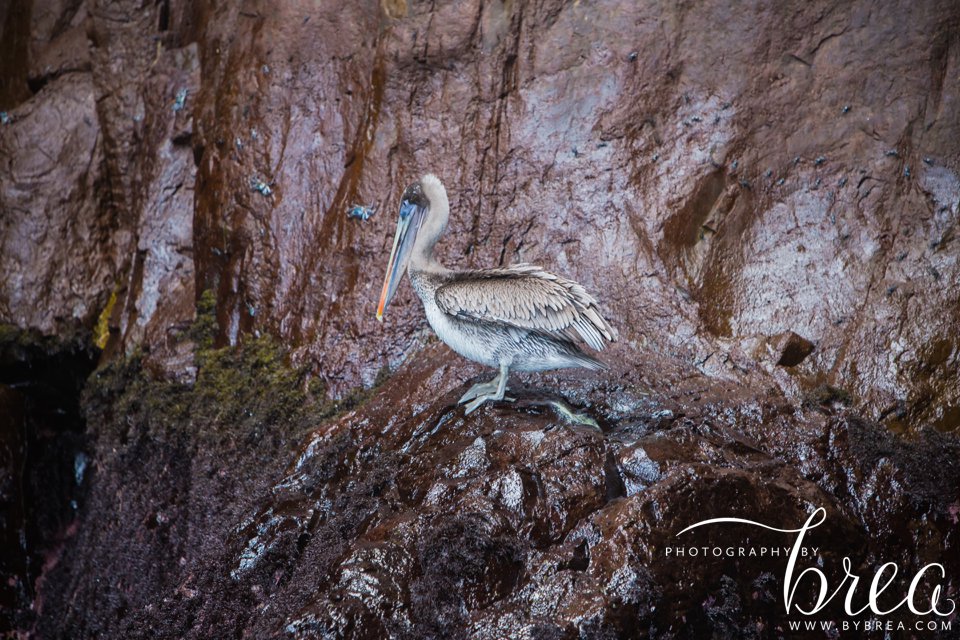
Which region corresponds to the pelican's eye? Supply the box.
[399,200,417,219]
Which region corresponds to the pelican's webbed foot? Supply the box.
[463,393,516,414]
[460,363,513,414]
[459,380,498,404]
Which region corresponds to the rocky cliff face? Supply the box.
[1,0,959,638]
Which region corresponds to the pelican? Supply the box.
[376,174,617,414]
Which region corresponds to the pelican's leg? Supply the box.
[463,363,512,414]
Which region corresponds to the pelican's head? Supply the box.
[376,174,449,321]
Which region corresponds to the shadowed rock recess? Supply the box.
[1,0,959,638]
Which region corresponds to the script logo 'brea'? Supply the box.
[677,507,956,618]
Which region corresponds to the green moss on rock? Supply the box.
[187,289,218,351]
[83,292,390,454]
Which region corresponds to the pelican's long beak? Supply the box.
[376,200,427,321]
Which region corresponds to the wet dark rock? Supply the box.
[0,326,98,633]
[14,336,951,638]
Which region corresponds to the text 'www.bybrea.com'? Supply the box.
[788,620,953,633]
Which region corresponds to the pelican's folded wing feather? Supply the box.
[435,264,617,351]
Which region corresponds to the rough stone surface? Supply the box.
[0,72,110,334]
[1,0,959,638]
[770,331,816,368]
[22,340,959,638]
[2,0,958,424]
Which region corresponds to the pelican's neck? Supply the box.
[410,193,450,274]
[410,223,447,274]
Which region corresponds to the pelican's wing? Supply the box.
[435,264,617,350]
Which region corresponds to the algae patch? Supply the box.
[84,291,388,450]
[94,288,119,350]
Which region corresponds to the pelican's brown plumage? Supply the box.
[435,264,615,351]
[377,174,617,414]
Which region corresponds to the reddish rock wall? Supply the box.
[3,0,958,424]
[1,0,959,637]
